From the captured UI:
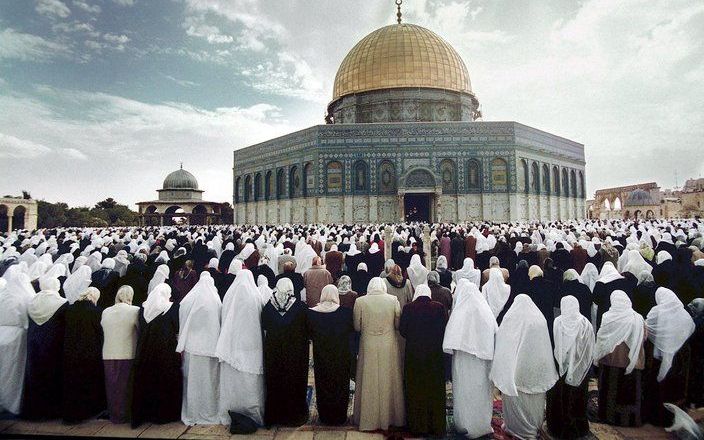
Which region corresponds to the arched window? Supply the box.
[303,162,314,197]
[521,159,529,193]
[244,175,252,202]
[12,205,25,230]
[440,159,457,193]
[378,160,396,193]
[254,173,261,201]
[289,166,301,198]
[553,166,560,195]
[467,159,481,190]
[570,170,577,198]
[562,168,569,195]
[491,158,508,191]
[542,164,550,194]
[235,177,241,203]
[326,161,343,194]
[353,160,368,192]
[276,169,285,199]
[531,162,540,193]
[265,171,272,200]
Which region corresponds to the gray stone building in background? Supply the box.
[233,20,586,224]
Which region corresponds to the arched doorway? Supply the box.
[401,168,438,223]
[12,206,26,230]
[144,205,159,226]
[192,204,208,225]
[164,205,186,226]
[0,205,8,232]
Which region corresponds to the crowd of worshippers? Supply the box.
[0,219,703,439]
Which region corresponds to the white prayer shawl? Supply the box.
[28,285,67,326]
[481,268,511,318]
[489,294,558,397]
[623,249,652,276]
[443,279,497,359]
[147,264,170,294]
[142,283,173,324]
[594,291,645,374]
[453,257,481,288]
[580,263,599,292]
[295,244,316,274]
[553,296,595,386]
[646,288,695,382]
[412,283,431,301]
[72,256,88,273]
[27,261,47,281]
[0,275,34,414]
[597,262,623,284]
[407,254,429,290]
[311,284,340,313]
[177,272,222,357]
[346,243,361,256]
[63,265,92,304]
[257,275,272,305]
[215,270,264,375]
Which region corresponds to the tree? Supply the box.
[220,202,234,224]
[38,198,139,228]
[95,198,117,210]
[22,190,32,200]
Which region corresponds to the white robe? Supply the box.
[502,392,546,440]
[218,364,265,426]
[0,276,33,414]
[452,352,493,438]
[182,353,220,425]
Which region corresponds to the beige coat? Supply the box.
[353,291,405,431]
[383,278,413,310]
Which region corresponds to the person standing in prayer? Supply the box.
[62,287,105,423]
[0,273,34,414]
[407,254,429,291]
[480,256,509,287]
[632,271,658,318]
[303,256,333,307]
[559,269,593,320]
[324,245,343,281]
[122,253,149,306]
[526,265,558,343]
[353,277,405,431]
[427,271,452,312]
[216,270,265,427]
[434,255,453,289]
[277,248,296,275]
[63,265,92,305]
[336,275,358,309]
[262,278,310,427]
[22,277,68,420]
[92,258,121,309]
[364,243,385,277]
[490,294,558,440]
[101,286,139,424]
[442,279,497,439]
[131,283,182,427]
[351,262,372,296]
[275,261,304,301]
[171,259,198,304]
[642,287,695,427]
[177,272,222,426]
[383,264,413,309]
[451,232,466,271]
[546,296,595,439]
[307,285,354,425]
[687,298,704,407]
[570,242,588,274]
[439,233,452,269]
[594,291,646,427]
[593,262,635,330]
[482,267,512,319]
[454,257,481,288]
[399,284,448,437]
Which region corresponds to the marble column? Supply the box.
[384,225,393,260]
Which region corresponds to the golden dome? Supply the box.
[332,23,472,101]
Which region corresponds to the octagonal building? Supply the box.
[233,20,586,224]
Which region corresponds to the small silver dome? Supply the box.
[162,168,199,190]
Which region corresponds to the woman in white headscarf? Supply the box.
[216,270,265,426]
[257,274,273,305]
[22,277,69,419]
[594,291,646,427]
[131,283,182,427]
[593,261,634,330]
[434,255,453,289]
[623,249,652,277]
[353,277,405,431]
[580,262,599,292]
[101,286,139,424]
[63,265,92,304]
[481,267,511,318]
[442,279,497,438]
[0,273,34,414]
[71,255,88,274]
[147,264,170,295]
[489,294,558,440]
[642,287,695,426]
[453,257,481,288]
[295,243,317,275]
[406,254,429,291]
[546,296,595,439]
[178,272,222,426]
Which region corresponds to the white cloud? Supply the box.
[103,33,130,44]
[183,16,234,44]
[0,133,52,159]
[112,0,134,5]
[35,0,71,19]
[0,28,72,62]
[72,0,100,14]
[164,75,199,87]
[60,147,88,160]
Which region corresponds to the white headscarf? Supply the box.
[489,294,558,397]
[597,262,623,284]
[407,254,429,290]
[656,251,672,264]
[412,283,432,301]
[63,265,93,304]
[257,275,272,305]
[28,261,48,281]
[580,263,599,292]
[594,291,645,374]
[215,270,264,374]
[453,257,481,288]
[44,263,67,279]
[443,279,497,359]
[646,287,695,382]
[177,272,221,357]
[295,244,317,274]
[311,284,340,313]
[346,243,361,257]
[0,272,34,329]
[481,267,511,318]
[142,283,173,324]
[368,243,380,254]
[148,264,170,294]
[623,249,652,276]
[270,277,296,315]
[367,277,387,295]
[553,296,595,386]
[28,277,67,326]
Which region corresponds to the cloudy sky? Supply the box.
[1,0,703,208]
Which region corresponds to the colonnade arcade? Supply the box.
[137,203,221,226]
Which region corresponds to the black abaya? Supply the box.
[399,297,447,437]
[559,279,593,320]
[91,268,121,309]
[21,303,68,420]
[62,300,106,423]
[131,304,182,428]
[262,300,309,427]
[593,277,635,330]
[306,307,354,425]
[546,376,590,439]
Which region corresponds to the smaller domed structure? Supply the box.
[162,168,199,190]
[624,188,655,206]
